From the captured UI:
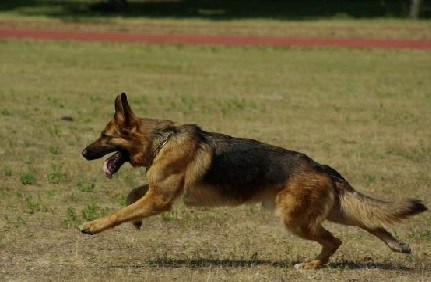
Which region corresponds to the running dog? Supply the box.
[80,93,427,268]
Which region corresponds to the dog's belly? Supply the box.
[181,183,278,208]
[181,184,251,207]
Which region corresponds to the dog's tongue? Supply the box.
[103,159,112,179]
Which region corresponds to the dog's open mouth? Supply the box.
[103,150,129,179]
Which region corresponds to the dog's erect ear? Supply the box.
[114,93,136,127]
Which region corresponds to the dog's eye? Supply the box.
[101,133,112,138]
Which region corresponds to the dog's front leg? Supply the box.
[79,186,175,235]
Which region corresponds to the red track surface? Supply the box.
[1,28,431,49]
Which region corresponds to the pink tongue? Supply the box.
[103,159,112,179]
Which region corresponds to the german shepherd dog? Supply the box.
[81,93,427,268]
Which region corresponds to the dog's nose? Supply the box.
[82,149,89,159]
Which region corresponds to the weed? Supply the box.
[47,96,62,107]
[46,189,57,198]
[4,215,26,227]
[386,143,431,163]
[229,97,246,110]
[408,229,431,241]
[0,186,8,197]
[421,230,431,241]
[77,180,95,192]
[20,172,36,185]
[47,165,68,184]
[221,107,228,116]
[277,259,295,268]
[161,211,176,221]
[47,172,68,184]
[48,125,60,137]
[15,190,23,198]
[215,97,252,116]
[24,195,40,214]
[81,202,110,221]
[61,207,80,228]
[122,173,139,188]
[134,96,148,105]
[0,108,11,116]
[247,204,260,214]
[168,100,177,110]
[2,166,12,177]
[157,96,164,105]
[117,194,127,207]
[200,105,213,115]
[363,174,376,186]
[49,146,60,155]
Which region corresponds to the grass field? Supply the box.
[0,37,431,281]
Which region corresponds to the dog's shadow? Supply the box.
[110,258,411,271]
[327,261,411,271]
[147,258,289,268]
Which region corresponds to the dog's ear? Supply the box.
[114,93,137,128]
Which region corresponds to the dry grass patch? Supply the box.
[0,39,430,281]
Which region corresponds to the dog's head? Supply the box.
[82,93,161,178]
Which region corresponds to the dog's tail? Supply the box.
[328,171,427,229]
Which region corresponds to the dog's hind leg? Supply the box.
[362,227,411,254]
[126,184,149,230]
[328,214,411,254]
[327,211,412,253]
[327,174,427,255]
[288,223,342,269]
[277,174,342,269]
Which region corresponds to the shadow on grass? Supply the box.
[111,258,295,269]
[109,258,412,271]
[1,0,430,21]
[327,261,412,271]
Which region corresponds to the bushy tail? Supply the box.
[334,179,427,229]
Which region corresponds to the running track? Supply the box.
[1,28,430,49]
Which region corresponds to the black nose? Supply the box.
[82,149,89,158]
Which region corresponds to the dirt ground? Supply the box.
[1,27,430,49]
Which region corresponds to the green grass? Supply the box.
[2,166,13,177]
[0,39,430,281]
[77,180,95,192]
[61,207,80,228]
[19,171,37,185]
[81,202,111,221]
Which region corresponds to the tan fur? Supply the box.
[333,185,422,228]
[80,93,427,269]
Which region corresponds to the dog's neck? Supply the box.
[146,132,173,167]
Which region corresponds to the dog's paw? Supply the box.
[397,242,411,254]
[79,220,105,235]
[294,260,324,269]
[132,220,142,230]
[79,225,95,235]
[79,223,98,235]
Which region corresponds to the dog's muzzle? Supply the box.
[82,145,117,160]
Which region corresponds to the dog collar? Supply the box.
[150,133,172,162]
